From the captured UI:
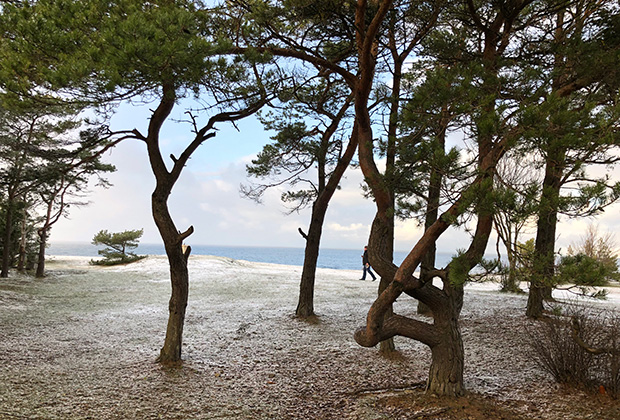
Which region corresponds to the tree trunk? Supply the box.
[418,110,446,316]
[417,252,436,316]
[417,238,437,317]
[158,242,189,363]
[35,228,48,278]
[502,250,522,293]
[1,193,15,278]
[154,189,191,363]
[147,81,192,364]
[17,210,27,272]
[526,285,545,318]
[368,212,396,353]
[427,304,464,396]
[296,205,325,318]
[295,124,358,319]
[526,150,563,318]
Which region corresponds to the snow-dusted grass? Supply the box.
[1,255,619,419]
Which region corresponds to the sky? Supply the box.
[50,100,620,256]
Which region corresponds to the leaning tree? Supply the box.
[224,0,543,396]
[353,0,560,396]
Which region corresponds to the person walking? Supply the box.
[360,245,376,281]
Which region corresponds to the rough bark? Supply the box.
[526,151,563,318]
[426,304,464,396]
[157,223,191,363]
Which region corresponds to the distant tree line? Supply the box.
[0,0,619,399]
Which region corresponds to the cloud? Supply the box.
[327,222,365,232]
[50,116,620,257]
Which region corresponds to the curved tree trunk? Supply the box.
[143,77,263,363]
[367,212,396,353]
[153,189,193,363]
[144,81,194,364]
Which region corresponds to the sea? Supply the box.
[47,242,459,271]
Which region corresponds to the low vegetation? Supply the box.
[529,304,620,399]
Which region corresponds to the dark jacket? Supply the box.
[362,250,370,265]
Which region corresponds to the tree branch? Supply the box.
[178,226,194,243]
[571,316,620,356]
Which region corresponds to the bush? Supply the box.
[557,254,614,293]
[529,304,620,398]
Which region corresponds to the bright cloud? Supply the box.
[327,223,365,232]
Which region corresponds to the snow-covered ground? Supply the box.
[0,255,618,419]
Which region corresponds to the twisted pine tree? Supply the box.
[91,229,145,265]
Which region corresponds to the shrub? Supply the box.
[529,304,620,398]
[556,254,614,294]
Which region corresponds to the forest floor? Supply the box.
[0,255,619,420]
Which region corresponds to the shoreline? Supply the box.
[46,242,469,271]
[43,254,620,307]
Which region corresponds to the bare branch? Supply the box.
[571,316,620,356]
[178,226,194,243]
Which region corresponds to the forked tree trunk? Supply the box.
[144,81,194,364]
